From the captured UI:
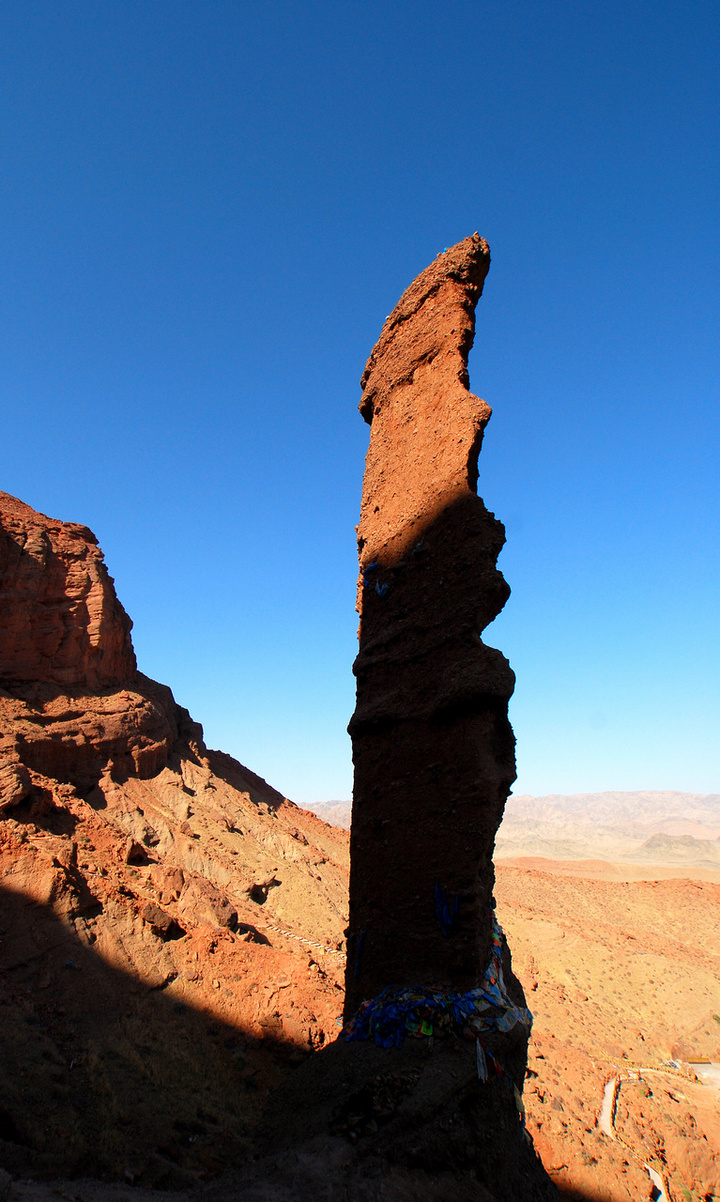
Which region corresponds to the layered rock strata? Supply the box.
[0,491,349,1183]
[0,492,181,800]
[0,492,136,690]
[345,234,518,1015]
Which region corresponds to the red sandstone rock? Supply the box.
[0,674,181,792]
[0,492,135,689]
[0,489,351,1181]
[357,235,492,565]
[0,493,185,792]
[275,235,558,1202]
[345,234,518,1015]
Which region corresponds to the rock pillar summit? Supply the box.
[345,234,517,1018]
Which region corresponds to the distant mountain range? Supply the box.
[307,791,720,868]
[306,799,353,829]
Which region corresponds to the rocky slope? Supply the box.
[6,845,720,1202]
[0,491,348,1185]
[0,490,550,1202]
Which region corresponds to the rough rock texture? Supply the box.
[0,493,135,690]
[247,1032,551,1201]
[0,753,349,1185]
[0,492,184,802]
[345,234,517,1017]
[0,492,349,1184]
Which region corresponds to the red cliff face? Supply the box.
[0,493,177,800]
[0,492,351,1186]
[345,235,518,1016]
[0,492,136,690]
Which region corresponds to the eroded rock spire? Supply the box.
[223,242,552,1199]
[345,234,517,1017]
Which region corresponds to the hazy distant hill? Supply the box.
[497,791,720,866]
[502,790,720,836]
[308,799,352,828]
[308,791,720,866]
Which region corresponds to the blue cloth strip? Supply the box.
[344,915,533,1049]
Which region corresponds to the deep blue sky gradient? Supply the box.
[2,1,718,803]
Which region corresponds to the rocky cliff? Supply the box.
[0,492,135,691]
[0,491,182,801]
[0,491,348,1185]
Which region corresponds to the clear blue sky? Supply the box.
[2,1,718,804]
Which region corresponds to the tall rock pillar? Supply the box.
[345,234,517,1019]
[259,237,554,1200]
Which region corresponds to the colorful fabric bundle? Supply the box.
[344,915,533,1049]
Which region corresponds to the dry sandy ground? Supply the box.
[495,858,720,1201]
